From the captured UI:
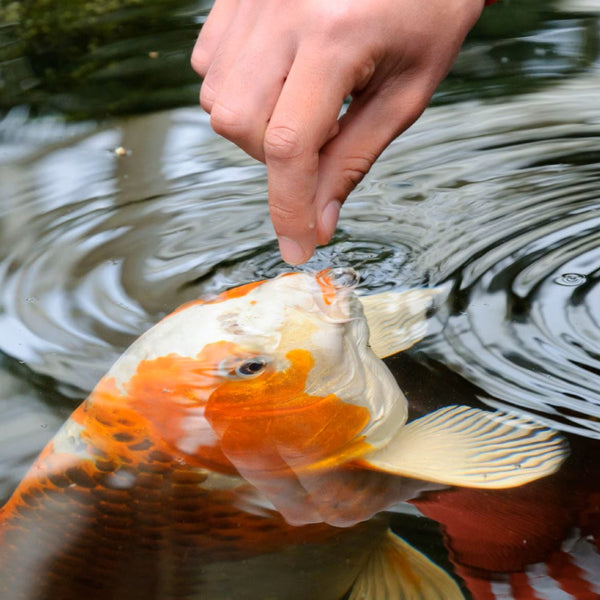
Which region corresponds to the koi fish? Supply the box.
[0,268,568,600]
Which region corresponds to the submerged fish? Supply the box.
[413,467,600,600]
[0,268,568,599]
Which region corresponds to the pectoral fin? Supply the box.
[358,288,443,358]
[361,405,568,488]
[349,530,465,600]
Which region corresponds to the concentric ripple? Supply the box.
[396,74,600,439]
[1,72,600,441]
[0,109,417,392]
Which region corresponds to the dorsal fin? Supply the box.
[359,288,443,358]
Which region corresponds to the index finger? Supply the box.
[264,49,359,265]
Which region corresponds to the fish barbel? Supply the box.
[0,268,568,599]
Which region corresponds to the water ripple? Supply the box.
[395,75,600,439]
[1,74,600,442]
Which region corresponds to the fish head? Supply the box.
[100,267,407,478]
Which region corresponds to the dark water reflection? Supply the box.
[1,0,600,598]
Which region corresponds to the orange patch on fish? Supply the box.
[205,348,373,476]
[3,340,374,531]
[168,280,267,317]
[87,343,372,480]
[209,279,266,302]
[315,269,338,306]
[88,342,255,472]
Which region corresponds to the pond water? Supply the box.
[1,0,599,598]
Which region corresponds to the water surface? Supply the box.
[1,1,600,598]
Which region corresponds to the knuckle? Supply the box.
[270,201,298,223]
[190,49,209,77]
[341,154,375,188]
[352,57,377,90]
[263,125,305,161]
[312,4,354,37]
[199,84,216,112]
[270,202,311,236]
[209,103,247,138]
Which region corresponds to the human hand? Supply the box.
[192,0,484,264]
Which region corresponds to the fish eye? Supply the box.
[236,357,268,377]
[219,356,270,379]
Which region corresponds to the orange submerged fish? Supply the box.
[0,268,568,599]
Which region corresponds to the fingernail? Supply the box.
[278,236,310,266]
[320,200,341,240]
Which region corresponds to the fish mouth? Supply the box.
[311,267,362,323]
[316,267,360,292]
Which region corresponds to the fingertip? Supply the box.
[278,236,314,266]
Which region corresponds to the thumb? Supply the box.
[315,80,432,245]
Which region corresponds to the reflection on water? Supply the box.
[0,0,209,117]
[388,76,600,440]
[1,0,600,598]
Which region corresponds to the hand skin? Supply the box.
[192,0,485,265]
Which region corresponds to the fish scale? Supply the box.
[0,419,379,599]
